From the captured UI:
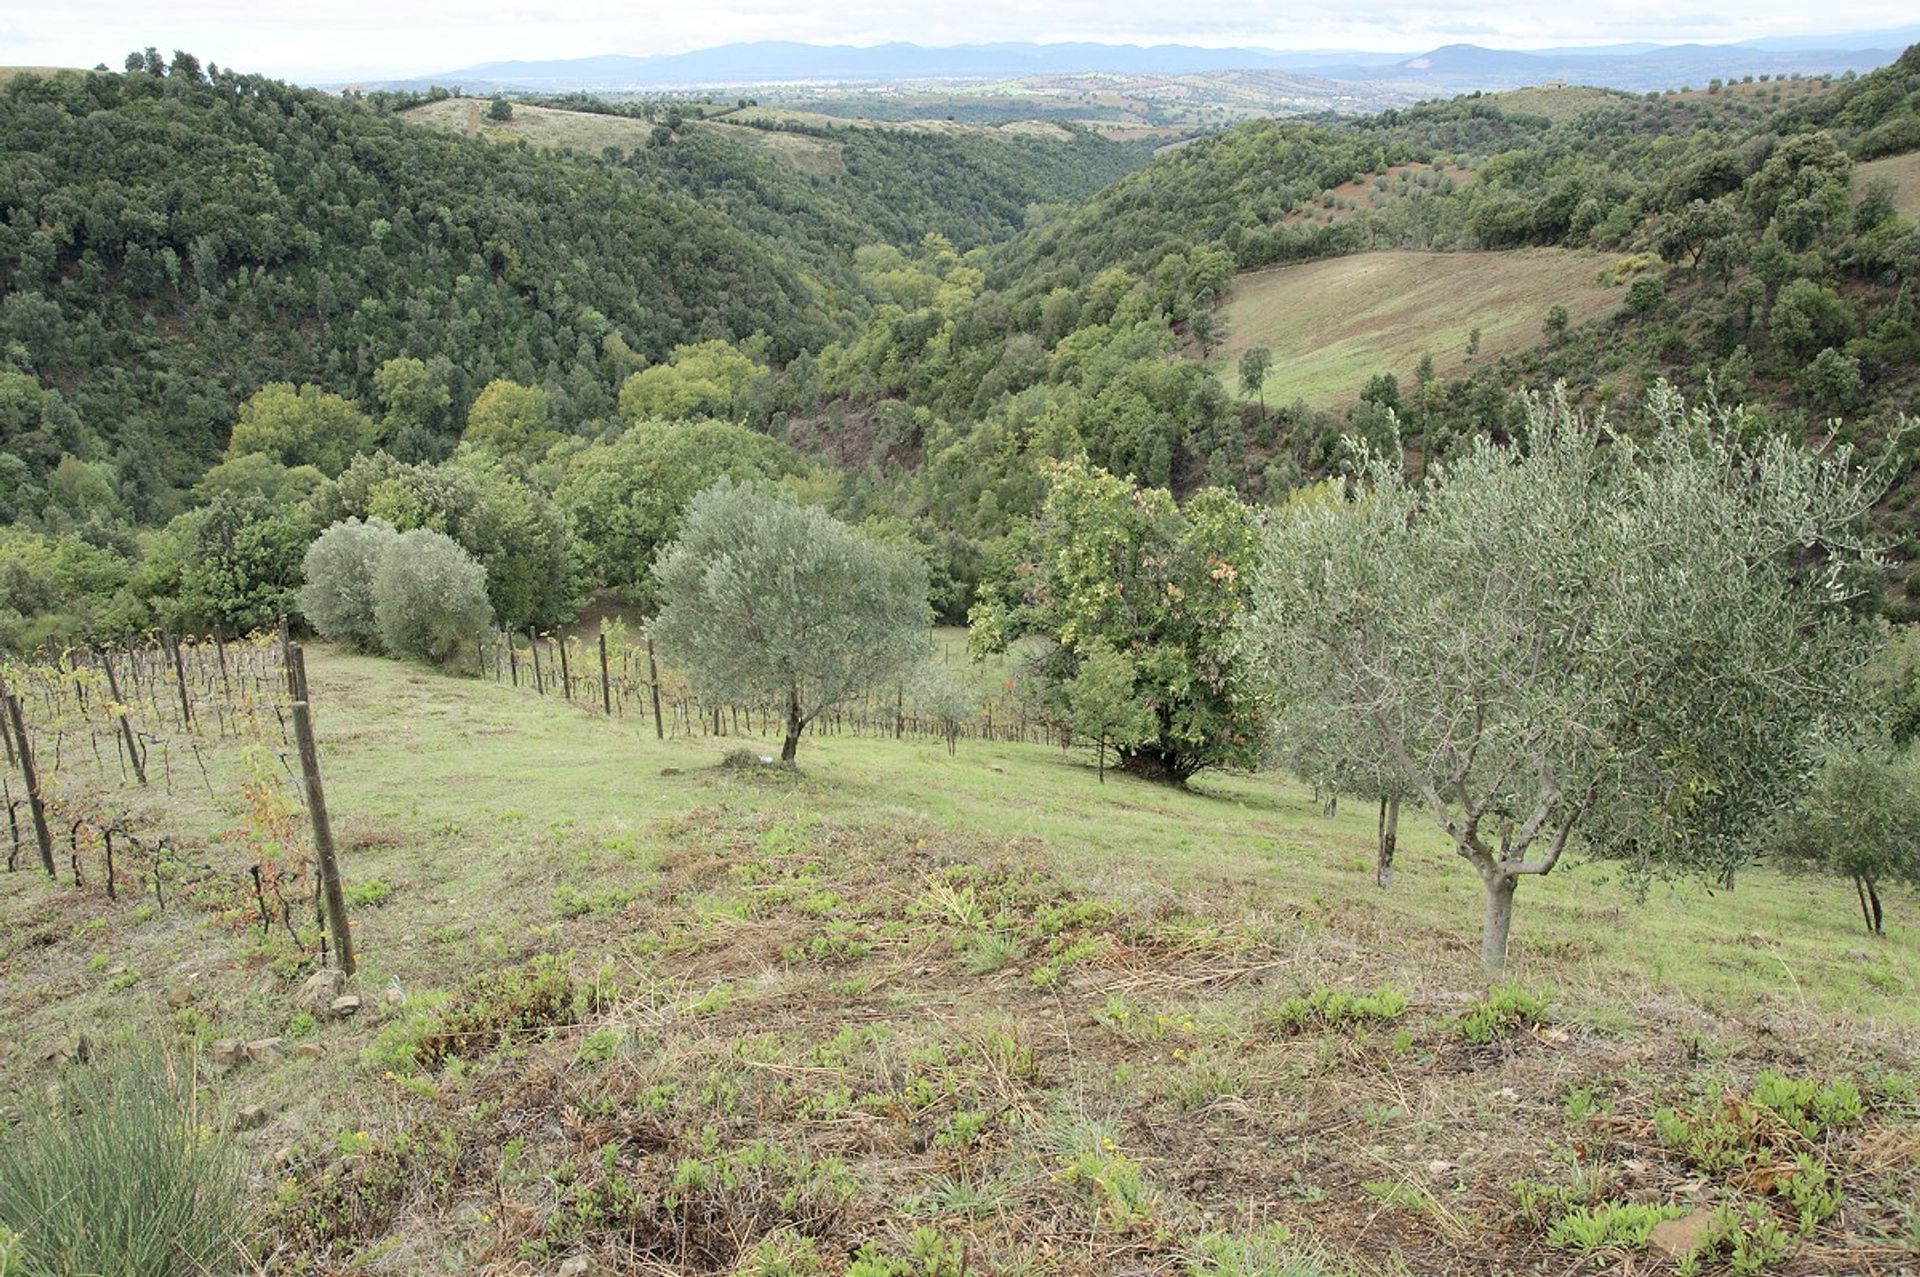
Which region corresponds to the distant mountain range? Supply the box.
[367,27,1920,95]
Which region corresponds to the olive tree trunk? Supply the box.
[780,684,803,764]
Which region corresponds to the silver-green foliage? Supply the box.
[652,479,931,762]
[1251,383,1890,965]
[372,527,493,663]
[0,1049,249,1276]
[298,517,399,651]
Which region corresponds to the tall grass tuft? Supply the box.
[0,1048,249,1276]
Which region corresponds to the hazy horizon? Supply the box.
[6,3,1916,84]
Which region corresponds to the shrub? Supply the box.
[298,517,398,651]
[371,528,492,663]
[0,1048,249,1276]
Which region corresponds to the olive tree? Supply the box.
[1772,748,1920,935]
[1249,384,1888,966]
[652,480,931,764]
[299,517,399,651]
[372,528,493,664]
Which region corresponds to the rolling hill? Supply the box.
[1208,249,1623,407]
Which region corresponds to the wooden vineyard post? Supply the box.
[598,633,612,715]
[0,672,14,769]
[559,637,572,702]
[100,649,147,786]
[287,644,355,976]
[646,636,664,740]
[168,633,193,728]
[5,694,55,876]
[528,628,544,695]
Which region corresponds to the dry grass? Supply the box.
[1483,85,1629,121]
[1208,248,1625,407]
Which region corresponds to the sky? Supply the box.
[4,1,1915,82]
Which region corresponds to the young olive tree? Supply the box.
[652,480,932,764]
[1250,384,1889,966]
[1772,748,1920,935]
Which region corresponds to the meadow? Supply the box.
[1208,249,1625,407]
[3,646,1916,1273]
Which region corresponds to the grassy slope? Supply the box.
[2,649,1915,1271]
[1858,149,1920,220]
[1209,248,1625,407]
[399,97,851,174]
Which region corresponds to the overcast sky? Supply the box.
[5,2,1913,82]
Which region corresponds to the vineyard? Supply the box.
[1,622,1068,982]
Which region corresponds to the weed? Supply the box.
[576,1027,622,1065]
[1457,984,1549,1045]
[1545,1201,1685,1251]
[1265,985,1410,1035]
[961,930,1026,974]
[1185,1223,1353,1276]
[346,878,392,907]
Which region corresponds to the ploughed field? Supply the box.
[2,648,1916,1274]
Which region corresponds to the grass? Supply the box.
[397,97,850,175]
[1208,249,1625,407]
[0,1047,249,1275]
[1,647,1916,1272]
[1858,150,1920,222]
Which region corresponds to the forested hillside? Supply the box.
[4,46,1920,648]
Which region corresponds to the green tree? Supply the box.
[554,420,795,605]
[1772,749,1920,935]
[487,97,514,122]
[1543,304,1570,340]
[372,528,493,663]
[463,380,557,461]
[314,452,580,631]
[1251,385,1887,966]
[617,340,762,423]
[1237,346,1272,421]
[226,383,376,476]
[652,480,931,764]
[171,492,311,633]
[971,460,1267,784]
[373,357,454,460]
[1068,643,1155,783]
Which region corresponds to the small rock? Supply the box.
[166,982,194,1008]
[384,976,406,1007]
[989,764,1005,774]
[1848,948,1871,961]
[298,967,347,1010]
[1649,1208,1716,1258]
[294,1042,324,1060]
[210,1038,244,1069]
[105,964,128,979]
[1493,1086,1520,1103]
[235,1104,271,1131]
[659,766,681,777]
[1426,1159,1455,1178]
[557,1258,590,1277]
[245,1037,285,1065]
[329,994,362,1019]
[0,1105,20,1125]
